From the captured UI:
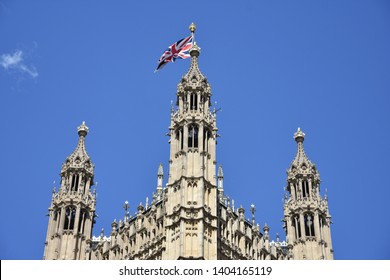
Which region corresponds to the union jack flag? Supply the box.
[155,35,193,72]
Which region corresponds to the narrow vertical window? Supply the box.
[64,207,76,230]
[175,130,180,151]
[294,215,301,238]
[302,180,309,198]
[71,174,79,192]
[190,93,198,110]
[294,183,298,199]
[78,210,86,234]
[203,129,207,152]
[176,128,183,150]
[180,128,183,150]
[319,216,325,240]
[188,126,193,148]
[193,126,198,148]
[304,213,315,237]
[188,125,198,148]
[203,128,210,153]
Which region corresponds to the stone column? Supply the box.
[314,212,321,240]
[299,214,306,239]
[294,216,300,239]
[59,206,66,232]
[199,124,204,151]
[324,220,333,259]
[199,220,204,259]
[44,210,54,259]
[47,210,55,237]
[298,179,302,200]
[286,216,294,243]
[85,178,91,196]
[183,124,188,150]
[183,125,188,178]
[179,219,185,257]
[208,134,216,182]
[74,207,81,234]
[72,206,81,259]
[290,182,295,200]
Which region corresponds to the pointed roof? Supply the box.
[157,163,163,176]
[288,128,319,178]
[218,165,224,178]
[292,128,313,167]
[61,121,94,175]
[183,43,206,81]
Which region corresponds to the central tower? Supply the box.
[165,24,218,259]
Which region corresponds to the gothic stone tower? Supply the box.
[43,25,334,261]
[43,122,96,260]
[165,36,218,259]
[283,128,334,260]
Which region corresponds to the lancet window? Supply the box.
[188,125,198,148]
[64,207,76,230]
[203,128,211,153]
[293,215,302,239]
[71,174,79,192]
[304,213,315,237]
[190,93,198,111]
[302,180,309,198]
[175,127,184,150]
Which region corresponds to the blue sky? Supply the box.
[0,1,389,260]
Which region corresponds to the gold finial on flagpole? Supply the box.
[189,22,196,33]
[189,22,196,46]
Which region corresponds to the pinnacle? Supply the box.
[78,121,89,137]
[61,122,93,175]
[294,127,305,143]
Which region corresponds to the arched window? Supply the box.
[302,180,309,198]
[188,125,198,148]
[293,215,302,239]
[319,215,326,240]
[55,209,62,231]
[190,93,198,110]
[78,210,88,234]
[64,207,76,230]
[293,182,298,199]
[176,127,183,150]
[53,210,59,222]
[203,128,211,152]
[71,174,79,192]
[304,213,315,237]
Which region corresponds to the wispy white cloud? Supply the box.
[1,50,38,78]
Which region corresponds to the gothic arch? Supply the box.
[304,212,315,237]
[188,124,199,148]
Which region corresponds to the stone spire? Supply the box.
[217,165,224,200]
[177,23,211,113]
[156,163,163,197]
[158,163,164,175]
[217,165,224,188]
[61,121,94,176]
[288,128,318,181]
[183,43,205,82]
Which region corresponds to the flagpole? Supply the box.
[189,22,196,44]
